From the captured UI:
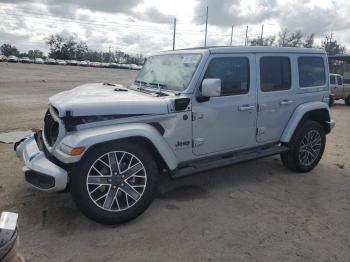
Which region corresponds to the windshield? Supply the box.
[135,54,202,91]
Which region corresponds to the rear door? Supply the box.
[335,75,344,99]
[256,54,296,143]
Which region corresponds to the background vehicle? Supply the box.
[7,56,18,63]
[45,58,56,65]
[90,62,102,67]
[15,47,334,224]
[78,61,88,66]
[330,73,350,105]
[34,58,44,64]
[0,55,7,62]
[67,60,78,66]
[56,59,67,65]
[20,57,32,63]
[130,64,142,70]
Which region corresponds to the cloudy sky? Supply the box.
[0,0,349,55]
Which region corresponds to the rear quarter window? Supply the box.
[343,78,350,84]
[298,56,326,88]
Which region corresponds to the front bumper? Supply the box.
[325,119,335,134]
[14,132,68,192]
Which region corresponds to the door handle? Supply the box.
[280,100,294,105]
[238,105,255,111]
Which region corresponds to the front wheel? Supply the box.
[281,120,326,173]
[329,95,334,107]
[70,141,158,224]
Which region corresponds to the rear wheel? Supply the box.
[345,95,350,105]
[71,141,158,224]
[281,120,326,172]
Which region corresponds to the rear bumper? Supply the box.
[14,132,68,192]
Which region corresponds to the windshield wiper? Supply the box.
[134,80,147,87]
[148,82,169,96]
[133,80,168,96]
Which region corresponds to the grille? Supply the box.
[44,109,59,147]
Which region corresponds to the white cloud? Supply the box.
[0,0,349,55]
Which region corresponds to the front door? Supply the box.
[192,54,257,156]
[256,54,296,143]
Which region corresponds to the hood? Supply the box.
[49,83,170,117]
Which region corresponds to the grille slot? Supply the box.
[44,109,59,147]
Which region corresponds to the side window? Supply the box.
[298,56,326,88]
[260,56,291,92]
[330,75,336,85]
[337,76,343,85]
[343,78,350,84]
[204,57,249,96]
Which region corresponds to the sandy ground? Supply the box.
[0,63,350,262]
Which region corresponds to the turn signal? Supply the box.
[70,147,85,156]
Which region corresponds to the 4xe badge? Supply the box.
[175,140,190,150]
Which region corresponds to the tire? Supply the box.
[329,95,334,107]
[345,95,350,105]
[70,141,159,224]
[281,120,326,173]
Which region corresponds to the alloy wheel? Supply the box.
[298,130,322,167]
[86,151,147,212]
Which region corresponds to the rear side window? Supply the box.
[204,57,250,96]
[330,75,336,85]
[337,76,343,85]
[343,78,350,84]
[298,56,326,88]
[260,57,291,92]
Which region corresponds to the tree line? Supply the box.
[0,29,348,70]
[0,33,146,65]
[248,28,346,55]
[45,34,146,64]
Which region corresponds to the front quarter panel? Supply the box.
[54,123,179,170]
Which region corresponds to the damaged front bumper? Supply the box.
[14,132,68,192]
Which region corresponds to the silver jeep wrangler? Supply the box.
[15,47,335,224]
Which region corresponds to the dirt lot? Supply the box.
[0,63,350,262]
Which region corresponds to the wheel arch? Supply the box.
[56,123,179,170]
[85,136,173,172]
[280,102,331,143]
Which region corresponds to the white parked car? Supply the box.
[20,57,32,63]
[7,55,18,63]
[67,60,78,66]
[56,60,67,65]
[15,47,335,224]
[130,64,142,70]
[34,58,44,64]
[90,62,102,67]
[45,58,56,65]
[0,55,8,62]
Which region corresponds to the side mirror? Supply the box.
[201,78,221,97]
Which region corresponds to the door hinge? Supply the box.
[193,138,205,147]
[192,112,204,121]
